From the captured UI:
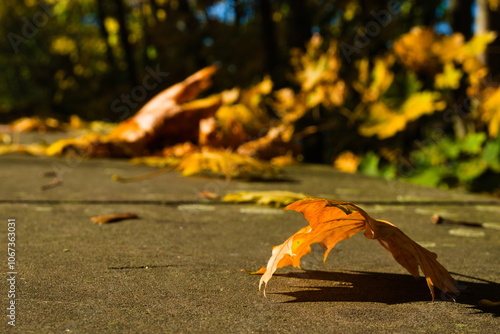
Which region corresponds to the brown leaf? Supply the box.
[47,67,219,157]
[199,117,248,149]
[258,197,459,300]
[90,213,139,224]
[236,124,298,160]
[107,66,220,156]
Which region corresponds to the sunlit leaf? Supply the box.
[128,156,181,168]
[401,91,445,121]
[177,149,282,180]
[461,133,487,155]
[358,102,406,139]
[223,191,308,207]
[480,87,500,137]
[482,137,500,171]
[257,198,459,300]
[333,151,361,173]
[434,62,463,90]
[0,143,47,156]
[457,159,488,183]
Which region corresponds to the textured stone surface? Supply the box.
[0,155,499,333]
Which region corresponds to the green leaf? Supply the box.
[358,151,380,177]
[405,166,448,187]
[460,133,486,155]
[457,159,488,183]
[482,137,500,172]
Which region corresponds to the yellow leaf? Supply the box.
[177,150,282,180]
[128,156,181,167]
[290,35,346,106]
[272,88,309,123]
[270,152,298,166]
[333,151,361,173]
[432,33,464,63]
[50,36,77,56]
[393,27,440,73]
[223,191,308,207]
[359,92,445,139]
[359,102,407,139]
[46,133,104,156]
[480,87,500,137]
[258,197,459,300]
[461,31,497,58]
[488,0,500,10]
[10,116,63,132]
[104,17,120,34]
[0,133,11,144]
[434,62,463,90]
[0,143,47,156]
[216,104,260,131]
[362,56,395,103]
[401,91,445,121]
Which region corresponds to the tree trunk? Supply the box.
[114,0,138,86]
[288,0,310,49]
[476,0,500,79]
[95,0,116,69]
[259,0,277,76]
[234,0,242,28]
[450,0,473,39]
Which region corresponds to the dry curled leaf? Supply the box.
[223,191,308,207]
[47,66,218,157]
[258,197,459,300]
[90,213,138,224]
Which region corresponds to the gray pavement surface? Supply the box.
[1,151,500,333]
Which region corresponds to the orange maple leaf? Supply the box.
[259,197,459,300]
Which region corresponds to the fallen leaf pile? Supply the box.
[1,66,303,180]
[257,197,459,300]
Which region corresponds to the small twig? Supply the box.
[431,214,484,228]
[41,178,62,190]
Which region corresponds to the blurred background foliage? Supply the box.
[2,0,500,195]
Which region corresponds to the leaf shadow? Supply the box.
[269,270,500,316]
